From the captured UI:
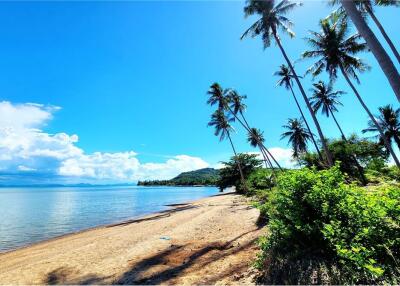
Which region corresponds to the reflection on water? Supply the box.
[0,186,218,252]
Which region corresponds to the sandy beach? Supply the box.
[0,193,263,285]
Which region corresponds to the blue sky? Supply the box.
[0,1,398,184]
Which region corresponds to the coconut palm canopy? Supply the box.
[227,90,247,115]
[207,109,235,142]
[281,118,313,158]
[241,0,298,47]
[303,17,369,82]
[247,128,265,148]
[362,105,400,150]
[274,64,294,89]
[309,81,345,117]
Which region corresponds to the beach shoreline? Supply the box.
[0,191,227,256]
[0,192,262,285]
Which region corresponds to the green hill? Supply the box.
[137,168,220,186]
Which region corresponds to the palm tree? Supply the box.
[281,118,312,158]
[302,18,400,168]
[309,80,347,140]
[247,127,274,169]
[362,105,400,151]
[274,64,323,160]
[332,0,400,65]
[340,0,400,102]
[227,89,282,170]
[207,83,282,169]
[360,0,400,64]
[310,80,367,184]
[207,109,246,188]
[206,82,229,110]
[241,0,333,167]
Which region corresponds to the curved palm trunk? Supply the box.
[272,31,334,167]
[227,108,282,170]
[393,135,400,152]
[239,111,283,170]
[366,6,400,65]
[258,143,276,176]
[288,84,323,160]
[260,146,273,169]
[328,106,347,141]
[262,147,274,168]
[226,131,247,191]
[328,106,367,185]
[339,63,400,168]
[341,0,400,102]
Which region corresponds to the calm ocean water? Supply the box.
[0,186,219,252]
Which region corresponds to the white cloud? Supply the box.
[0,101,59,130]
[268,147,296,169]
[0,101,209,183]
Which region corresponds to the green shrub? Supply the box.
[217,153,262,193]
[247,168,275,190]
[300,135,388,184]
[257,165,400,284]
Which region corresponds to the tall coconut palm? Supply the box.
[206,82,229,110]
[332,0,400,64]
[362,104,400,151]
[340,0,400,102]
[207,109,246,188]
[274,64,323,160]
[309,80,347,140]
[310,80,367,184]
[302,18,400,168]
[207,83,282,169]
[247,127,274,169]
[241,0,333,167]
[227,89,283,170]
[281,118,312,158]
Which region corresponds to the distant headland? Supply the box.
[137,168,220,186]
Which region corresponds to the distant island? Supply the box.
[137,168,220,186]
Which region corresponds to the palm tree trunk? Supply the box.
[328,106,367,184]
[393,135,400,152]
[288,84,323,160]
[259,143,275,172]
[272,31,334,167]
[260,147,272,168]
[339,63,400,168]
[227,108,282,170]
[366,6,400,65]
[341,0,400,102]
[328,106,347,141]
[238,108,281,173]
[238,111,283,170]
[226,131,247,191]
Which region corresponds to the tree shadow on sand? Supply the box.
[43,267,111,285]
[114,228,260,285]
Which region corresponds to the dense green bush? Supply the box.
[247,168,275,190]
[365,161,400,184]
[217,153,262,193]
[300,136,388,184]
[257,165,400,284]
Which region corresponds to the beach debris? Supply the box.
[160,236,171,240]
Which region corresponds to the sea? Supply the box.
[0,185,219,252]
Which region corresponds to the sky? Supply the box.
[0,1,398,185]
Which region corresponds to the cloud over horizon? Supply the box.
[0,101,209,184]
[0,101,295,185]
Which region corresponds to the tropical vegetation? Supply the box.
[203,0,400,283]
[137,168,220,186]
